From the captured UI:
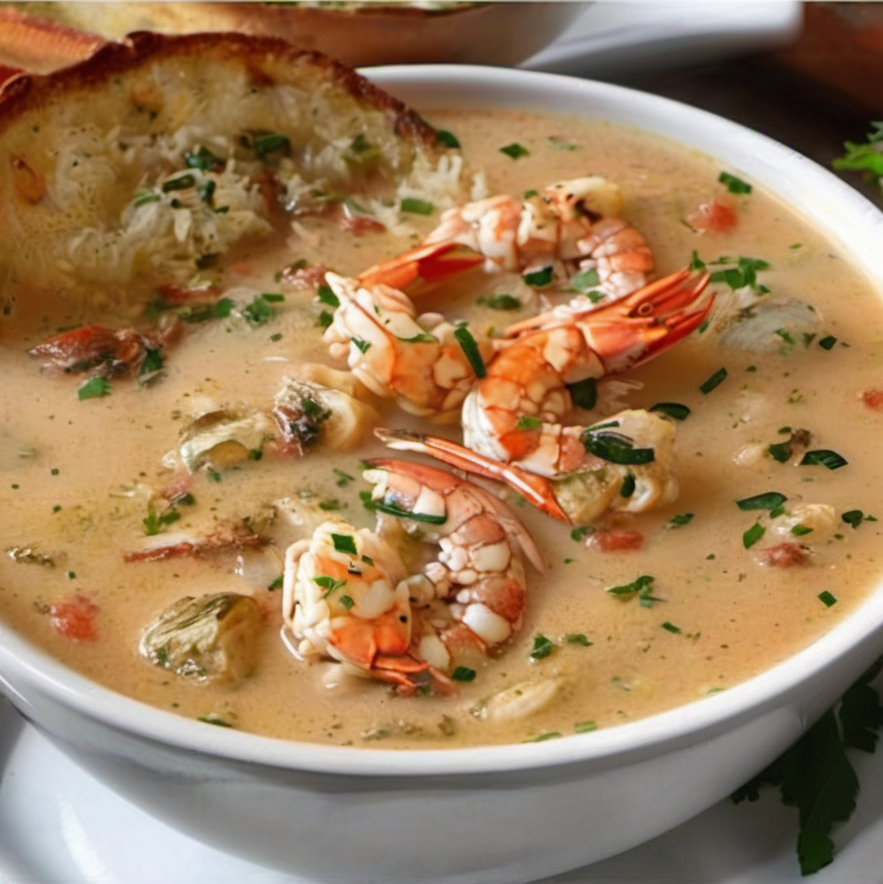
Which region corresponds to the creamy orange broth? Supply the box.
[2,106,883,748]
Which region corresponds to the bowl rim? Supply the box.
[3,62,883,779]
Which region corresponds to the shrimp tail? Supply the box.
[375,427,572,525]
[357,241,484,295]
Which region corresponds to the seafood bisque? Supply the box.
[3,36,883,749]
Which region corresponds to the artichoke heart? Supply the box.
[178,407,276,472]
[140,592,262,683]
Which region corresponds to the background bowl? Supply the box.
[9,1,588,68]
[2,63,883,884]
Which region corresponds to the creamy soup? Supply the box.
[2,103,883,749]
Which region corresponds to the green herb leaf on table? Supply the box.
[732,661,883,875]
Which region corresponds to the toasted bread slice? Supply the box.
[0,29,466,318]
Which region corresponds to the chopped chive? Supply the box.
[477,293,522,311]
[649,401,691,421]
[818,590,837,607]
[661,621,682,634]
[253,133,290,156]
[525,731,562,743]
[453,324,486,378]
[800,449,848,470]
[742,522,765,549]
[582,429,654,465]
[620,473,636,498]
[699,367,728,394]
[401,197,434,216]
[736,491,787,511]
[372,499,447,525]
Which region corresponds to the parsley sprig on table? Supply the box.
[833,122,883,182]
[732,660,883,875]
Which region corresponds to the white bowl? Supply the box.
[3,64,883,884]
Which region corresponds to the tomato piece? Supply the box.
[49,595,99,641]
[686,197,738,234]
[588,529,644,552]
[862,388,883,411]
[755,543,808,568]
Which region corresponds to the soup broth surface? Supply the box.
[2,105,883,748]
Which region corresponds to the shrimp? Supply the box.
[376,414,678,526]
[323,242,492,422]
[462,268,711,476]
[422,176,656,305]
[281,459,543,694]
[375,268,712,524]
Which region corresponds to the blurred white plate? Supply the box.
[1,697,881,884]
[523,1,802,77]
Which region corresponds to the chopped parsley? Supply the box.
[77,376,112,400]
[331,533,358,555]
[500,142,530,159]
[568,377,597,410]
[142,503,182,536]
[607,574,661,607]
[530,633,556,660]
[818,590,838,608]
[314,575,346,597]
[435,129,461,149]
[522,265,554,287]
[719,171,752,194]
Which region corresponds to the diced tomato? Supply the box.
[587,529,644,552]
[862,388,883,411]
[686,196,738,234]
[755,543,808,568]
[49,595,99,641]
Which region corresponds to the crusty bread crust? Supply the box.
[0,29,465,317]
[0,29,440,146]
